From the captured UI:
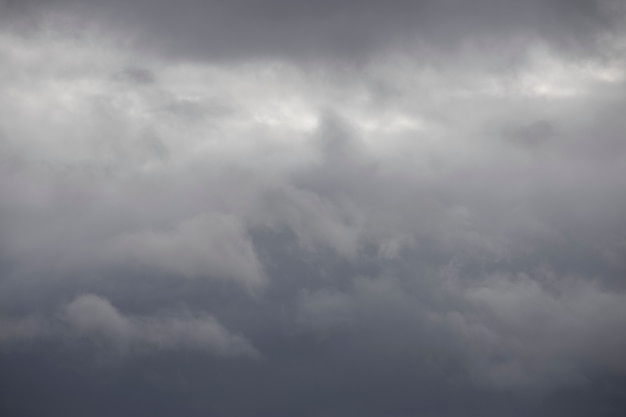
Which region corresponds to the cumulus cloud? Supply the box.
[1,294,260,358]
[64,294,132,342]
[63,294,260,357]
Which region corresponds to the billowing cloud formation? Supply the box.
[1,294,259,357]
[63,294,260,356]
[299,271,626,388]
[1,2,626,417]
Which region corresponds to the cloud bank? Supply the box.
[1,1,626,416]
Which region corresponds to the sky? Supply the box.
[1,1,626,416]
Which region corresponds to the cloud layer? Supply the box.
[1,2,626,416]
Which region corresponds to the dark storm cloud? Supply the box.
[1,1,626,416]
[9,0,625,63]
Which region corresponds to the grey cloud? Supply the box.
[64,294,132,343]
[9,0,625,65]
[506,120,557,148]
[463,273,626,378]
[1,5,626,416]
[64,294,260,357]
[297,266,626,390]
[0,315,45,344]
[1,294,260,357]
[117,67,156,85]
[108,213,265,288]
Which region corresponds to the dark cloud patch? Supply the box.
[507,120,557,148]
[1,330,626,416]
[10,0,625,64]
[116,66,156,85]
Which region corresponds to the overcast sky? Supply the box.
[1,1,626,416]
